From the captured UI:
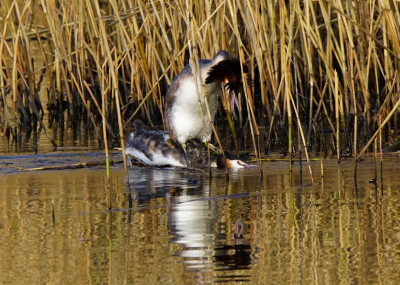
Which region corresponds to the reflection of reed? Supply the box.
[2,157,400,283]
[0,170,127,284]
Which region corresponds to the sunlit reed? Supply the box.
[1,0,400,165]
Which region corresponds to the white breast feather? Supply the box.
[171,80,221,144]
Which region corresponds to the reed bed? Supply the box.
[1,0,400,165]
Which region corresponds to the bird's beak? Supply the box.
[238,160,258,168]
[230,160,257,169]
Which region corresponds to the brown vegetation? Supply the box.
[1,0,400,162]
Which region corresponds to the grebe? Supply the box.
[164,50,248,165]
[125,119,255,169]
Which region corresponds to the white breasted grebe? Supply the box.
[164,50,248,165]
[125,119,255,169]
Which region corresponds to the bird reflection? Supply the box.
[127,167,204,204]
[128,166,253,282]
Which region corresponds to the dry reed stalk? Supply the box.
[0,2,14,130]
[321,158,324,179]
[237,0,269,117]
[102,80,110,177]
[92,0,128,180]
[374,138,377,182]
[2,0,400,171]
[286,87,292,173]
[2,2,50,144]
[239,46,262,176]
[233,1,262,174]
[288,90,314,183]
[379,115,383,184]
[350,43,358,177]
[335,72,340,162]
[278,0,293,171]
[357,76,400,160]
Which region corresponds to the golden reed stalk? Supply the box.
[1,0,400,173]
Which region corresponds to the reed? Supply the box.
[1,0,400,167]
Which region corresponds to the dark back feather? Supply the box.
[205,59,248,85]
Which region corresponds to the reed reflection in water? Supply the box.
[1,157,400,284]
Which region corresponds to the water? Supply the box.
[2,20,399,284]
[1,154,400,284]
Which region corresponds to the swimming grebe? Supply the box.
[125,119,255,169]
[164,50,248,165]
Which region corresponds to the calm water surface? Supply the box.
[1,154,400,284]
